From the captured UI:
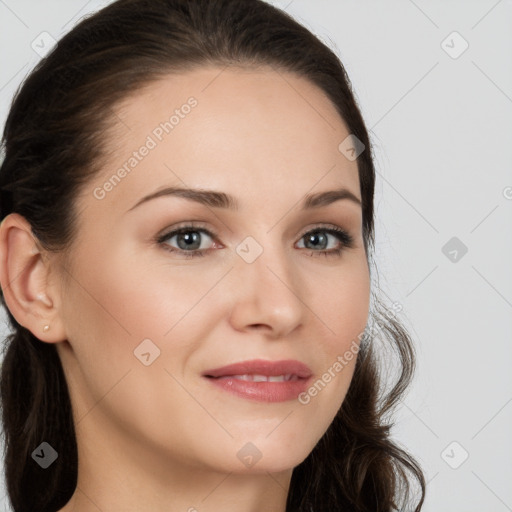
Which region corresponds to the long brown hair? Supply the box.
[0,1,425,510]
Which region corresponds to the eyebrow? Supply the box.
[126,186,362,212]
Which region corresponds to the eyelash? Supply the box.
[155,222,355,259]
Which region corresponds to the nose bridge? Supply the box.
[228,231,306,335]
[237,231,294,288]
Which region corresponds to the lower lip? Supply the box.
[204,376,311,402]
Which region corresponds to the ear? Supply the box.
[0,213,67,343]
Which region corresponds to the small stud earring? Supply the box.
[43,325,50,333]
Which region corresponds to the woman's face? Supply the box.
[53,65,371,475]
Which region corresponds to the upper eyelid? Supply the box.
[156,221,210,237]
[158,222,347,236]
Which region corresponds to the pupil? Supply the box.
[307,233,326,249]
[178,231,201,250]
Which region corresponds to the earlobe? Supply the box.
[0,213,67,343]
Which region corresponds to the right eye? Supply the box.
[156,226,221,258]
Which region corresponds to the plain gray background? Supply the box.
[1,1,511,510]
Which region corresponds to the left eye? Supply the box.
[297,230,345,251]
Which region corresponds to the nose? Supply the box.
[228,241,306,339]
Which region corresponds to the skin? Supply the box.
[0,66,370,512]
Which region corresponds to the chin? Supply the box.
[204,434,316,476]
[224,453,309,476]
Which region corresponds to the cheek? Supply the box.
[62,248,227,373]
[67,250,198,333]
[304,258,370,402]
[312,257,370,349]
[58,250,205,428]
[112,259,230,348]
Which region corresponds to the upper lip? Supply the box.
[202,359,312,379]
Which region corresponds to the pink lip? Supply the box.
[202,359,313,403]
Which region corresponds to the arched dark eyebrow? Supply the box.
[126,186,361,212]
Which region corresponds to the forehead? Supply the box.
[80,66,361,217]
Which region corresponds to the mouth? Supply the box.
[202,359,312,402]
[211,373,300,382]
